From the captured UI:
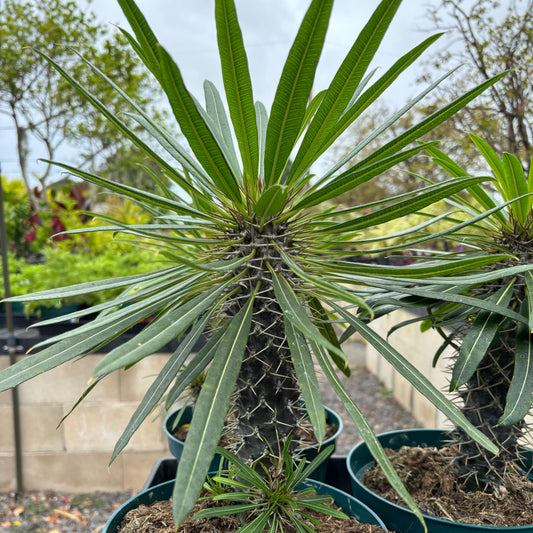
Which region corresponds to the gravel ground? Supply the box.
[0,342,419,531]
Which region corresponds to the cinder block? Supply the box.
[0,405,14,452]
[24,452,124,492]
[119,354,171,402]
[393,371,413,414]
[0,356,12,405]
[62,403,167,453]
[20,404,65,452]
[122,451,168,491]
[16,354,120,405]
[0,453,15,491]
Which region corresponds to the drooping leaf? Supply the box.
[284,318,326,444]
[329,301,499,455]
[172,295,254,525]
[92,283,228,378]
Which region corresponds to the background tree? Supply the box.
[0,0,161,203]
[420,0,533,170]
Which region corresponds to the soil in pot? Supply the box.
[362,444,533,528]
[117,491,388,533]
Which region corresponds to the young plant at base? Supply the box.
[0,0,504,528]
[195,442,346,533]
[363,134,533,493]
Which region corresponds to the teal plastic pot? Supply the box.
[164,404,343,482]
[103,477,386,532]
[347,428,533,532]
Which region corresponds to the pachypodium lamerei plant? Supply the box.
[0,0,503,527]
[363,134,533,493]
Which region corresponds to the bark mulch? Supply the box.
[0,490,135,532]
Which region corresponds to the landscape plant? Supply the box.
[0,0,507,529]
[363,133,533,495]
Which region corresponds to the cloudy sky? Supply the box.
[1,0,444,179]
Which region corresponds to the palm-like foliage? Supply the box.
[364,134,533,492]
[0,0,504,526]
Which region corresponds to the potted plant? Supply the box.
[348,135,533,531]
[0,0,505,530]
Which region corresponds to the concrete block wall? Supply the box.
[0,353,173,493]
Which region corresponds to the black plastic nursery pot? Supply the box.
[347,428,533,533]
[164,404,344,483]
[103,476,386,532]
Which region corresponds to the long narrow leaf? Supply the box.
[287,0,402,184]
[117,0,161,75]
[500,300,533,425]
[310,338,426,526]
[157,45,243,204]
[263,0,332,187]
[451,282,514,390]
[284,319,326,444]
[215,0,258,182]
[164,326,226,409]
[329,301,499,455]
[172,295,254,525]
[92,283,228,378]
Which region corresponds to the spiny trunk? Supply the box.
[226,293,302,462]
[222,219,304,463]
[453,322,525,492]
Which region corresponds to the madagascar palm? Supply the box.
[364,134,533,493]
[0,0,502,527]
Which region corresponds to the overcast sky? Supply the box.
[1,0,443,180]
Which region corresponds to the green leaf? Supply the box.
[525,271,533,332]
[0,298,160,392]
[109,313,212,464]
[42,160,208,220]
[92,283,228,378]
[256,101,268,185]
[502,152,530,223]
[255,184,289,218]
[263,0,332,187]
[269,269,347,366]
[202,81,242,182]
[329,301,499,455]
[193,503,261,520]
[157,45,243,205]
[3,267,180,303]
[451,282,514,390]
[287,0,402,185]
[172,295,254,526]
[284,319,326,445]
[325,176,492,234]
[215,0,258,182]
[310,337,426,526]
[117,0,161,76]
[500,299,533,425]
[308,297,350,377]
[295,141,439,210]
[164,327,226,409]
[363,72,507,170]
